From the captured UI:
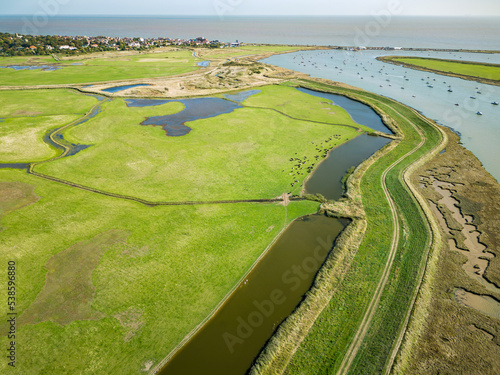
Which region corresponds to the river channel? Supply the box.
[158,88,390,374]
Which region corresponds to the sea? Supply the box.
[1,15,500,50]
[1,15,500,180]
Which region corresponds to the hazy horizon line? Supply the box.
[2,14,500,18]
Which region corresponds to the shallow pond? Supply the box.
[224,89,262,103]
[102,83,151,93]
[126,97,246,136]
[454,288,500,321]
[0,65,61,71]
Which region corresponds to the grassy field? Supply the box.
[34,85,362,201]
[0,65,368,374]
[0,90,99,162]
[0,115,81,162]
[198,45,305,60]
[0,89,98,117]
[241,85,371,130]
[381,56,500,83]
[0,46,305,87]
[0,168,320,374]
[0,50,199,85]
[257,80,443,375]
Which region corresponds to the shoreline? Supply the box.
[377,55,500,86]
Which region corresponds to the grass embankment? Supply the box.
[378,56,500,86]
[34,85,363,201]
[0,50,199,86]
[0,90,99,162]
[251,79,442,375]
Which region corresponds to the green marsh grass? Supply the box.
[0,90,99,162]
[0,81,365,374]
[36,86,361,201]
[0,89,98,117]
[0,50,199,86]
[0,168,320,374]
[241,85,372,132]
[388,56,500,82]
[0,115,81,162]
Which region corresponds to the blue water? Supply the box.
[197,61,210,67]
[0,65,60,71]
[41,100,104,156]
[126,97,242,136]
[264,50,500,182]
[1,16,499,50]
[125,99,171,107]
[296,88,392,133]
[102,84,151,93]
[304,134,390,200]
[0,162,31,170]
[223,89,261,103]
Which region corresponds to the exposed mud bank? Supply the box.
[398,127,500,374]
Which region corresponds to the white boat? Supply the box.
[492,101,499,105]
[477,111,483,115]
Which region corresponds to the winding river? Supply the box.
[0,97,105,170]
[157,88,391,374]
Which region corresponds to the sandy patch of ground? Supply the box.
[82,57,305,99]
[278,192,291,206]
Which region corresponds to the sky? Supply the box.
[1,0,500,17]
